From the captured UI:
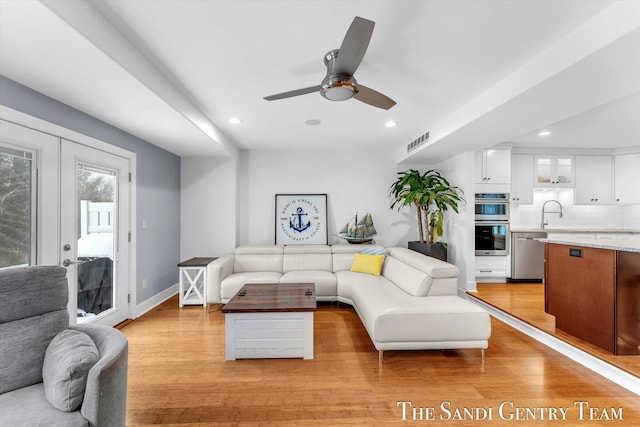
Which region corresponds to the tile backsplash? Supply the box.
[510,189,638,230]
[623,205,640,229]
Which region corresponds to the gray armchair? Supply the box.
[0,266,128,426]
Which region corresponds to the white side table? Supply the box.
[177,257,217,307]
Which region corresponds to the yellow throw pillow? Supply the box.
[350,253,385,276]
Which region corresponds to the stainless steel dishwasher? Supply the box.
[511,231,547,281]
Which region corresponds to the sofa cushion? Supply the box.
[0,310,69,394]
[335,271,394,303]
[374,296,491,344]
[387,247,459,278]
[234,245,284,255]
[0,383,89,427]
[382,257,431,297]
[349,281,491,344]
[43,329,99,412]
[233,245,284,273]
[350,253,385,276]
[331,244,385,272]
[220,272,283,301]
[283,244,332,272]
[280,271,337,297]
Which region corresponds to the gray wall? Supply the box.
[0,75,180,304]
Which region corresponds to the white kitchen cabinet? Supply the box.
[475,256,510,282]
[574,155,613,205]
[535,155,574,187]
[475,148,511,184]
[510,154,534,204]
[614,153,640,205]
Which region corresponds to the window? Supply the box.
[0,145,36,268]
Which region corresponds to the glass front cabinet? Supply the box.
[534,155,574,187]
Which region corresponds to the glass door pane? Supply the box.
[0,145,35,268]
[536,157,552,184]
[76,165,116,322]
[60,139,130,327]
[556,157,573,185]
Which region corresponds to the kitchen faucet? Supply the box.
[541,199,563,229]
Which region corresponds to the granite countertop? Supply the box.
[511,228,640,234]
[539,237,640,253]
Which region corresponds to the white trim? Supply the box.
[0,141,38,265]
[1,106,137,322]
[133,284,179,319]
[465,279,478,292]
[614,147,640,156]
[467,294,640,396]
[1,106,135,159]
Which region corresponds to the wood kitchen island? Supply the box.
[544,238,640,355]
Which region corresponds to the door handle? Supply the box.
[62,259,85,267]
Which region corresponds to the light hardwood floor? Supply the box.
[120,295,640,426]
[471,283,640,378]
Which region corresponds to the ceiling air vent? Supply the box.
[407,131,430,153]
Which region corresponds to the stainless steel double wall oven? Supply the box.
[475,193,510,256]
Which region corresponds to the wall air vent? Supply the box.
[407,131,430,153]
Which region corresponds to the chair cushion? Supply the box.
[43,330,99,412]
[0,265,68,323]
[0,383,89,427]
[0,310,69,394]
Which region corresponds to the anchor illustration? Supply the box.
[290,207,311,233]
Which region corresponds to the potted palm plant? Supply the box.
[389,169,463,261]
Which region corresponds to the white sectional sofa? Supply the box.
[208,244,491,361]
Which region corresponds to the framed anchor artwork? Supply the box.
[275,194,328,245]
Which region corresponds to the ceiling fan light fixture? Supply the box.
[320,75,358,101]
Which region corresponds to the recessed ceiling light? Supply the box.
[385,120,398,128]
[229,117,242,125]
[538,131,551,136]
[305,119,322,126]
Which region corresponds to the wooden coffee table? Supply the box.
[222,283,317,360]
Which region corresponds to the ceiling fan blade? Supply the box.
[334,16,375,76]
[354,85,396,110]
[264,85,321,101]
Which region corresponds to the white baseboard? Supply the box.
[466,280,478,292]
[133,283,178,319]
[466,294,640,396]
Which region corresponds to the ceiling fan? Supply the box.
[263,16,396,110]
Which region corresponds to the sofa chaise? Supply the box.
[208,244,491,361]
[0,266,128,426]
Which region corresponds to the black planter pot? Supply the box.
[408,241,447,262]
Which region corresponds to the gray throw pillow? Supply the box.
[42,329,100,412]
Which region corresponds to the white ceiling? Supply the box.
[1,0,639,160]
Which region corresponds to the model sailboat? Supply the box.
[336,212,377,244]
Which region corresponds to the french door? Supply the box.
[60,140,130,326]
[0,119,131,327]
